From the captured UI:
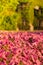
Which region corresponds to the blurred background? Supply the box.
[0,0,43,31]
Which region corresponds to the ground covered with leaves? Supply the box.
[0,31,43,65]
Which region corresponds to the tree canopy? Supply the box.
[0,0,43,30]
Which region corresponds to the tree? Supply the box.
[0,0,43,30]
[0,0,19,30]
[16,1,30,30]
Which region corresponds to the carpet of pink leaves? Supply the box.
[0,31,43,65]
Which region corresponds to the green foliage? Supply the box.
[0,0,43,30]
[0,0,19,30]
[33,18,39,30]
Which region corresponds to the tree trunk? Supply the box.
[29,23,34,31]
